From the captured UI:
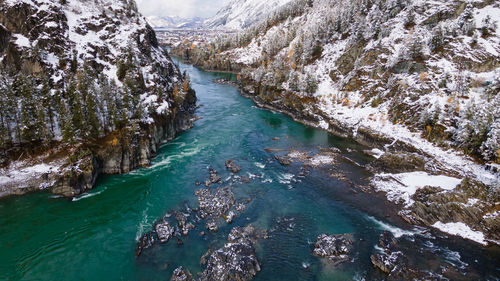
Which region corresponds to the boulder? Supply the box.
[136,231,156,257]
[155,220,175,243]
[274,155,292,166]
[195,187,235,219]
[170,266,193,281]
[199,226,266,281]
[312,234,354,265]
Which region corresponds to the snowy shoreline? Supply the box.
[236,82,499,246]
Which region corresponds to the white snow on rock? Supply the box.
[372,172,462,206]
[204,0,292,30]
[13,34,30,48]
[309,155,335,166]
[22,163,54,174]
[156,101,170,114]
[432,221,487,245]
[366,148,385,159]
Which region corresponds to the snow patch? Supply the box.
[372,172,462,205]
[309,155,335,166]
[13,34,30,48]
[432,221,486,245]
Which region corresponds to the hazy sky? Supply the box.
[136,0,229,18]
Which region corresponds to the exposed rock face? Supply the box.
[136,203,197,257]
[274,155,292,166]
[199,225,266,281]
[368,152,427,174]
[0,0,197,198]
[205,168,221,187]
[136,231,156,257]
[370,251,408,275]
[403,177,500,243]
[195,187,235,220]
[370,231,419,279]
[367,151,456,176]
[313,234,354,265]
[155,219,175,243]
[170,266,193,281]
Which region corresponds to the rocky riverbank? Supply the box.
[0,98,196,198]
[0,0,197,198]
[229,78,500,247]
[166,0,500,248]
[135,151,498,281]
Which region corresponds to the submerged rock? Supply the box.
[313,234,354,265]
[199,225,266,281]
[225,160,241,173]
[170,266,193,281]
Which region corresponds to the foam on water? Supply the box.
[367,216,419,238]
[71,189,105,202]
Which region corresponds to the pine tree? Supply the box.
[85,82,101,140]
[481,120,500,162]
[67,77,84,139]
[40,75,55,140]
[18,76,38,144]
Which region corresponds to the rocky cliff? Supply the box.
[0,0,196,197]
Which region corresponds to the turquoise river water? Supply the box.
[0,59,499,280]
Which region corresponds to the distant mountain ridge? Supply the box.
[146,15,204,29]
[204,0,293,30]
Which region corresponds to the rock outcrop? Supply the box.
[170,266,194,281]
[0,0,196,198]
[403,177,500,243]
[313,233,354,265]
[199,225,267,281]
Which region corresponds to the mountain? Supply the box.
[204,0,293,30]
[0,0,196,197]
[172,0,500,244]
[146,16,204,29]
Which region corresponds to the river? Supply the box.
[0,59,498,280]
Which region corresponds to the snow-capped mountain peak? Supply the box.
[204,0,293,30]
[146,15,204,29]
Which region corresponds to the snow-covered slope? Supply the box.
[174,0,500,245]
[0,0,196,197]
[204,0,292,30]
[146,16,204,29]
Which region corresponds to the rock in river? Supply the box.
[155,219,175,243]
[199,225,267,281]
[313,234,353,265]
[205,168,221,187]
[195,187,235,219]
[170,266,193,281]
[136,231,156,257]
[225,159,241,173]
